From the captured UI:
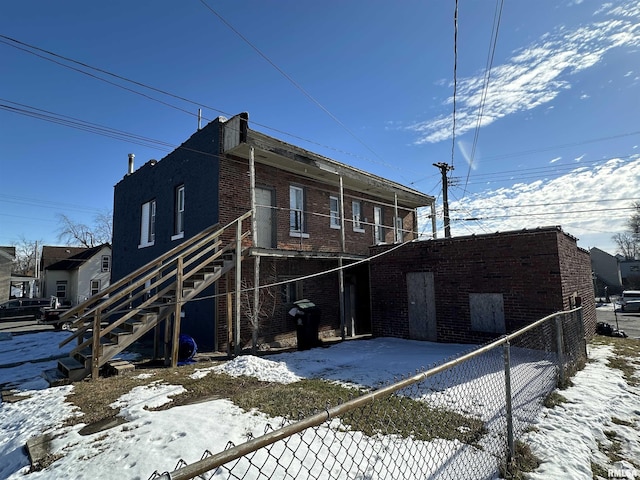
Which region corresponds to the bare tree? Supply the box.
[57,210,112,247]
[613,202,640,260]
[240,259,278,354]
[12,236,41,275]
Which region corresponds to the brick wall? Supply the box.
[369,227,596,345]
[215,256,343,352]
[219,155,418,256]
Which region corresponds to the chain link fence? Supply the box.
[150,308,587,480]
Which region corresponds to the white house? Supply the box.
[42,244,112,305]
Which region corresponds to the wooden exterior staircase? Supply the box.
[43,211,252,384]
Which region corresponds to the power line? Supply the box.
[450,0,459,169]
[463,0,504,197]
[196,1,393,172]
[449,197,640,211]
[0,34,410,177]
[452,206,637,221]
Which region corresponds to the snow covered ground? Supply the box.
[0,307,638,479]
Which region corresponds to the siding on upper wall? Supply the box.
[369,228,596,345]
[0,262,11,302]
[111,119,222,282]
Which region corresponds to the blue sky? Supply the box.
[1,0,639,254]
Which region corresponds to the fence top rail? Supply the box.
[156,306,583,480]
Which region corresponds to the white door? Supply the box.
[255,188,275,248]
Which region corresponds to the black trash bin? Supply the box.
[289,299,321,350]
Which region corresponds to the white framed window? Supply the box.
[289,185,308,237]
[374,206,384,244]
[139,199,156,248]
[395,216,404,242]
[101,255,111,272]
[56,280,67,300]
[172,185,185,240]
[91,280,101,296]
[329,196,341,229]
[352,201,364,232]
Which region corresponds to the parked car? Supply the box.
[620,290,640,312]
[0,298,52,322]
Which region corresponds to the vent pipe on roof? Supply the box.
[198,108,202,131]
[128,153,135,175]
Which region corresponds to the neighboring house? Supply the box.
[0,247,16,302]
[42,244,112,305]
[369,227,597,345]
[112,112,435,351]
[590,247,623,297]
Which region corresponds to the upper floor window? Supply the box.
[395,216,404,243]
[173,185,185,240]
[101,255,111,272]
[329,196,341,229]
[290,185,307,236]
[352,201,364,232]
[374,206,384,244]
[139,199,156,248]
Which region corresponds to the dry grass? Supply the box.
[500,441,541,480]
[64,359,485,446]
[591,336,640,386]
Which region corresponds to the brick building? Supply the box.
[369,227,596,345]
[112,113,435,351]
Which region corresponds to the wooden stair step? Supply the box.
[57,357,88,382]
[42,368,69,387]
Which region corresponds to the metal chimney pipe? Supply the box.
[128,153,135,174]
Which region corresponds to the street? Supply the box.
[0,319,53,334]
[596,305,640,339]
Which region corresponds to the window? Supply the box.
[91,280,101,296]
[56,280,67,300]
[329,196,341,229]
[139,199,156,248]
[101,255,111,272]
[395,216,404,242]
[281,278,303,304]
[352,201,364,232]
[173,185,185,239]
[289,185,307,236]
[374,206,384,244]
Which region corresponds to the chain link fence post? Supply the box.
[577,307,587,358]
[555,315,565,386]
[503,338,514,463]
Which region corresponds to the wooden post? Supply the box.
[226,273,233,357]
[171,257,183,367]
[234,217,242,355]
[394,193,399,243]
[91,310,101,379]
[339,176,346,339]
[250,147,260,352]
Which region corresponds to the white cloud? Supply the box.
[408,2,640,144]
[549,156,562,163]
[421,156,640,253]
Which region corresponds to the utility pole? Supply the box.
[433,162,454,238]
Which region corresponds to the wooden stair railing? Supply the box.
[51,211,252,381]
